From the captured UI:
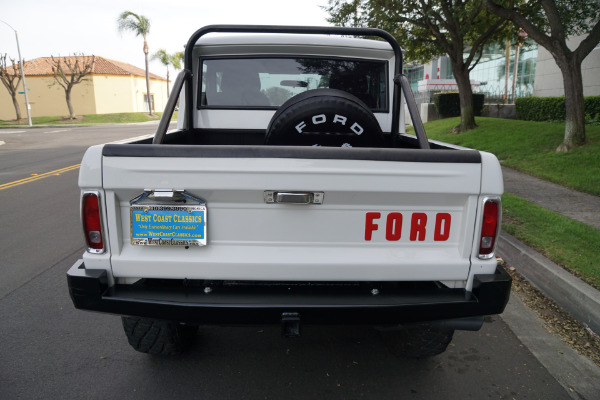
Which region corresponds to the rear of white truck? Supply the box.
[67,26,510,357]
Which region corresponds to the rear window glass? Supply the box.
[199,58,387,110]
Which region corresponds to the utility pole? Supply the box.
[1,20,32,127]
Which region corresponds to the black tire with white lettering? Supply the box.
[121,316,198,355]
[379,325,454,358]
[265,89,384,147]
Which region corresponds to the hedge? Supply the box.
[515,96,600,121]
[433,92,485,118]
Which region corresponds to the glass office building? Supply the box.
[407,40,539,103]
[405,64,424,93]
[470,40,538,100]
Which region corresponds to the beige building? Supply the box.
[534,35,600,97]
[0,56,169,120]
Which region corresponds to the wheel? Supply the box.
[379,325,454,358]
[265,89,384,147]
[121,316,198,355]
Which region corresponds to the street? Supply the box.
[0,124,582,399]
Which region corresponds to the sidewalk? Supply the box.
[502,167,600,230]
[498,166,600,335]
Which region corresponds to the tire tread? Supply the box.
[381,326,454,358]
[121,317,198,355]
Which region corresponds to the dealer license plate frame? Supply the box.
[129,190,207,247]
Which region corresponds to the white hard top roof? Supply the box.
[195,32,393,51]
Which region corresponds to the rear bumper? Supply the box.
[67,260,511,326]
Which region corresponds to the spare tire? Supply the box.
[265,89,384,147]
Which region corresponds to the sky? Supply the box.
[1,0,332,78]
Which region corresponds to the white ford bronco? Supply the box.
[67,25,510,357]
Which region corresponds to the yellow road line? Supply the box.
[0,164,81,191]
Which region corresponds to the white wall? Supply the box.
[534,34,600,97]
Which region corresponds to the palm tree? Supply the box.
[152,49,178,97]
[117,11,153,115]
[174,51,184,69]
[152,49,170,97]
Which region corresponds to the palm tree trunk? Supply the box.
[143,39,153,115]
[511,43,521,101]
[166,69,170,98]
[504,39,510,102]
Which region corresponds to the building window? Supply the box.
[404,65,424,92]
[469,40,538,102]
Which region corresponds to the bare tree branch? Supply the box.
[540,0,565,43]
[49,54,96,119]
[0,54,24,120]
[465,18,508,67]
[485,1,552,48]
[469,45,486,72]
[575,19,600,63]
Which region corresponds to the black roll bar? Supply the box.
[154,25,429,148]
[396,75,430,149]
[153,69,191,144]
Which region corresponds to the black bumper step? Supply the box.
[67,260,511,326]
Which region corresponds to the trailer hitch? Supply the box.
[281,312,301,337]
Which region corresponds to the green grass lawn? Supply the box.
[414,117,600,287]
[419,117,600,196]
[0,111,178,126]
[502,193,600,287]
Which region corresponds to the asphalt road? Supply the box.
[0,124,576,399]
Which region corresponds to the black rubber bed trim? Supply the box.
[102,144,482,163]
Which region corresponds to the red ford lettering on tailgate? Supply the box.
[410,213,427,241]
[364,212,381,241]
[434,213,451,241]
[385,212,403,241]
[364,212,452,242]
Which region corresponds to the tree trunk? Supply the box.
[452,64,477,132]
[504,39,510,102]
[65,88,75,119]
[556,55,586,152]
[166,69,170,98]
[511,43,521,101]
[144,54,153,114]
[11,93,22,120]
[143,39,153,115]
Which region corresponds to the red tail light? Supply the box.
[478,199,500,259]
[82,192,104,253]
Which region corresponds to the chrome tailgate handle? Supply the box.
[264,191,324,205]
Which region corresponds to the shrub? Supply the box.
[474,93,485,116]
[434,92,460,118]
[433,92,485,118]
[585,96,600,122]
[515,95,600,122]
[515,97,565,121]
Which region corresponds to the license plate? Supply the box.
[130,205,207,246]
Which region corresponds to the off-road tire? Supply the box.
[265,88,384,147]
[380,325,454,358]
[121,316,198,355]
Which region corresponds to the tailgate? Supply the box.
[101,145,482,282]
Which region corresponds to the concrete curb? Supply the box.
[497,231,600,336]
[501,295,600,397]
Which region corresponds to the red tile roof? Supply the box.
[21,56,166,81]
